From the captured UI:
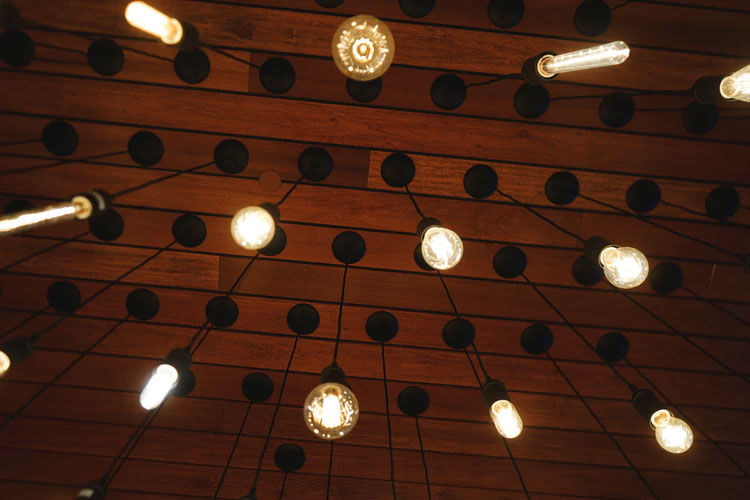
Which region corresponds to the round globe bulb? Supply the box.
[230,206,276,250]
[651,409,694,454]
[599,245,648,289]
[0,350,10,377]
[332,15,395,81]
[421,226,464,270]
[490,400,523,439]
[304,382,359,440]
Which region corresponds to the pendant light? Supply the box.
[304,365,360,440]
[139,349,192,410]
[124,1,198,50]
[0,190,108,237]
[693,63,750,104]
[332,15,394,81]
[523,41,630,84]
[632,389,694,454]
[584,236,649,289]
[418,217,464,271]
[483,379,523,439]
[230,204,277,251]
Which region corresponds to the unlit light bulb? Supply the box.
[0,196,93,237]
[332,15,395,81]
[599,245,648,289]
[539,41,630,78]
[304,382,359,440]
[490,400,523,439]
[139,364,179,410]
[651,409,694,454]
[230,206,276,250]
[0,350,10,377]
[421,226,463,270]
[720,63,750,103]
[125,1,183,45]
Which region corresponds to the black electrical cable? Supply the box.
[414,417,432,500]
[113,161,216,198]
[275,175,305,207]
[381,343,397,500]
[404,185,427,220]
[436,271,460,318]
[1,230,90,272]
[0,151,128,177]
[464,73,521,89]
[680,285,749,327]
[331,263,348,364]
[212,402,253,499]
[495,188,585,243]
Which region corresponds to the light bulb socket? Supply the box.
[175,21,199,51]
[632,388,665,422]
[76,480,106,500]
[522,52,556,85]
[692,76,724,105]
[258,202,281,222]
[482,379,510,409]
[320,364,347,385]
[0,336,34,364]
[78,190,111,219]
[0,2,21,30]
[417,217,441,239]
[164,348,191,373]
[583,236,611,265]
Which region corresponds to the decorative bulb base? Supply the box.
[522,52,556,85]
[583,236,611,265]
[482,379,510,408]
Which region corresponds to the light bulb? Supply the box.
[139,364,179,410]
[304,382,359,440]
[651,409,694,454]
[539,41,630,78]
[598,245,648,289]
[720,63,750,103]
[490,400,523,439]
[230,206,276,250]
[0,196,92,237]
[332,15,395,81]
[421,225,463,270]
[125,1,183,45]
[0,350,10,377]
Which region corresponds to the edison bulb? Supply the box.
[332,15,394,81]
[139,364,179,410]
[125,1,183,45]
[490,400,523,439]
[304,382,359,440]
[539,41,630,78]
[720,63,750,103]
[421,226,463,270]
[599,245,648,289]
[230,206,276,250]
[651,409,693,454]
[0,350,10,377]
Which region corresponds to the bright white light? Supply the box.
[139,364,179,410]
[332,15,395,81]
[490,400,523,439]
[421,226,463,270]
[540,41,630,77]
[0,203,76,235]
[599,245,649,289]
[0,350,10,377]
[125,1,183,45]
[304,382,359,440]
[651,409,694,454]
[720,63,750,103]
[230,206,276,250]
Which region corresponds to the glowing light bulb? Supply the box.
[651,409,694,454]
[0,195,93,237]
[598,245,648,289]
[139,364,179,410]
[720,63,750,103]
[490,400,523,439]
[421,226,463,270]
[332,15,395,81]
[125,1,183,45]
[0,350,10,377]
[304,382,359,440]
[539,41,630,78]
[230,206,276,250]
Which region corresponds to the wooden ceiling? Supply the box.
[1,0,749,498]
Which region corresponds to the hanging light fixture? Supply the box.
[693,63,750,104]
[482,378,523,439]
[124,1,198,49]
[418,217,464,271]
[522,41,630,84]
[139,349,192,410]
[230,204,277,250]
[632,389,694,454]
[0,190,108,237]
[0,337,34,377]
[304,365,359,440]
[75,481,106,500]
[584,236,649,289]
[332,15,395,81]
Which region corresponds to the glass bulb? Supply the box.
[421,226,463,270]
[0,350,10,377]
[304,382,359,440]
[540,41,630,77]
[599,245,648,289]
[651,409,694,454]
[139,364,179,410]
[230,206,276,250]
[720,63,750,103]
[332,15,395,81]
[490,400,523,439]
[125,1,183,45]
[0,196,92,237]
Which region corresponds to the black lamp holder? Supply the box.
[583,236,612,265]
[320,364,347,386]
[164,348,192,373]
[522,52,557,86]
[175,21,199,51]
[631,388,666,423]
[692,75,725,105]
[482,378,510,408]
[417,217,440,239]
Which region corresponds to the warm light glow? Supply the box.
[490,400,523,439]
[651,409,694,454]
[304,382,359,440]
[0,197,92,237]
[332,15,394,81]
[421,225,463,270]
[539,41,630,77]
[125,1,183,45]
[230,206,276,250]
[599,245,648,289]
[139,364,179,410]
[720,63,750,103]
[0,350,10,377]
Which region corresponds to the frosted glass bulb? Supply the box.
[599,245,648,289]
[139,364,179,410]
[304,382,359,440]
[539,41,630,77]
[125,1,183,45]
[720,63,750,103]
[651,409,694,454]
[332,15,395,81]
[421,226,463,270]
[490,400,523,439]
[230,206,276,250]
[0,350,10,377]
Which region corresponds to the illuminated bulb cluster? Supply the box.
[421,226,464,270]
[140,364,179,410]
[599,245,649,289]
[720,63,750,103]
[125,1,183,45]
[539,41,630,78]
[304,382,359,440]
[230,206,276,250]
[332,15,394,81]
[651,409,694,454]
[490,400,523,439]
